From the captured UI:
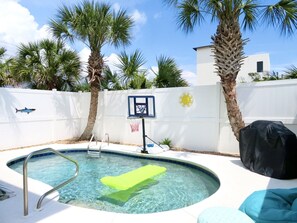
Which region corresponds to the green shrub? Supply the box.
[160,138,172,148]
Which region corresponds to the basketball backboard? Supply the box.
[128,96,155,118]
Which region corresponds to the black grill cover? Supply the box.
[239,120,297,179]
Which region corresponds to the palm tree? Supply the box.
[102,50,151,90]
[0,47,8,86]
[101,66,123,90]
[116,50,147,89]
[129,73,153,89]
[13,39,81,91]
[0,47,17,87]
[285,65,297,79]
[50,1,133,140]
[164,0,297,140]
[153,55,189,88]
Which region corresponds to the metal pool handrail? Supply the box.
[23,148,79,216]
[87,133,110,157]
[104,133,110,146]
[87,133,97,149]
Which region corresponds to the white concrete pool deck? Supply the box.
[1,143,297,223]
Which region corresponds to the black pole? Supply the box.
[141,117,148,153]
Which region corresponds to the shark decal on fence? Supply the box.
[15,107,36,114]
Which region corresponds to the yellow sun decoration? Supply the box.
[180,93,193,107]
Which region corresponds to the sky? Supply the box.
[0,0,297,86]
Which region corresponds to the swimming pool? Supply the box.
[8,149,220,214]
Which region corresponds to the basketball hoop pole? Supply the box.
[141,117,148,153]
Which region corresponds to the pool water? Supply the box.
[9,150,219,214]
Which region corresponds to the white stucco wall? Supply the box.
[195,45,270,84]
[239,53,271,82]
[196,46,217,85]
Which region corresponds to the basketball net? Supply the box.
[130,121,140,132]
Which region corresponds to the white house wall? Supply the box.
[196,46,217,85]
[239,54,271,82]
[195,46,270,84]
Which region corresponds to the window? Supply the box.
[257,61,263,72]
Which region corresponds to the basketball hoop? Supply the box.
[127,95,156,153]
[129,120,140,132]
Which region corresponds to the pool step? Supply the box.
[87,150,101,158]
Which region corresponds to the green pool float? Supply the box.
[100,164,166,191]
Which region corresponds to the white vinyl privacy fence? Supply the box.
[1,79,297,154]
[0,88,87,149]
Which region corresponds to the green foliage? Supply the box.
[163,0,297,140]
[164,0,297,35]
[73,78,91,92]
[249,68,297,82]
[160,138,172,148]
[50,1,134,138]
[101,66,124,90]
[128,73,153,89]
[248,72,262,82]
[116,50,149,89]
[50,1,134,85]
[0,47,8,86]
[285,65,297,79]
[153,55,188,88]
[0,47,18,87]
[13,39,81,91]
[101,51,188,90]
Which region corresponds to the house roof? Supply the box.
[193,45,213,51]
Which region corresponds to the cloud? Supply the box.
[78,48,121,77]
[130,9,147,36]
[104,53,120,72]
[0,0,52,56]
[131,9,147,25]
[182,70,197,86]
[147,66,157,80]
[78,47,90,77]
[153,12,162,19]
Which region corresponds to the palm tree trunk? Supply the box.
[79,83,99,140]
[79,51,103,140]
[212,19,246,140]
[221,79,245,140]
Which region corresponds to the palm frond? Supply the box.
[177,0,203,33]
[285,65,297,78]
[116,50,146,86]
[241,0,258,31]
[0,47,6,59]
[111,9,133,48]
[14,39,81,91]
[163,0,179,6]
[261,0,297,35]
[154,55,188,88]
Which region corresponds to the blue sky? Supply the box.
[0,0,296,85]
